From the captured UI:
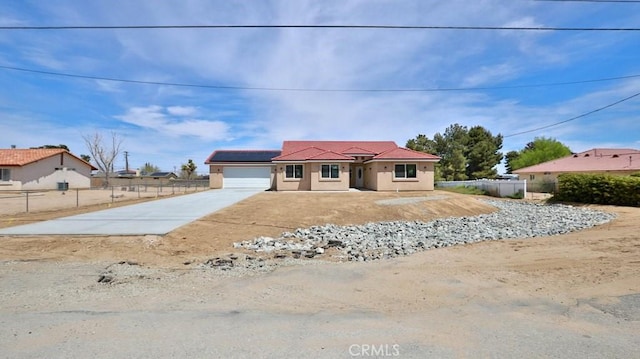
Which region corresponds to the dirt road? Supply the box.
[0,191,638,358]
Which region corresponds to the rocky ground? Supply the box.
[234,199,615,263]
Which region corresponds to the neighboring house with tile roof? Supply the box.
[513,148,640,192]
[205,141,440,191]
[0,148,97,191]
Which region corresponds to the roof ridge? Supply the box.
[280,145,324,156]
[307,149,354,160]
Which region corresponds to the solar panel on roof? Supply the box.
[208,150,281,163]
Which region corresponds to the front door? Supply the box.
[355,166,364,188]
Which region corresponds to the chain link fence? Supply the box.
[0,180,210,215]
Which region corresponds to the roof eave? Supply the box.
[368,158,440,162]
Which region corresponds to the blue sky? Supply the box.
[1,0,638,174]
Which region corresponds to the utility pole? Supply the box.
[124,151,129,173]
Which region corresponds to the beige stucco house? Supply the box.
[513,148,640,192]
[206,141,440,191]
[0,148,97,191]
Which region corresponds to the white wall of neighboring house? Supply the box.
[6,153,93,191]
[0,172,21,190]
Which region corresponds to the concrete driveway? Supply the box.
[0,188,264,236]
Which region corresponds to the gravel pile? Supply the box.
[234,200,616,262]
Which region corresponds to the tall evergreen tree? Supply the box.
[504,151,520,174]
[407,123,503,180]
[465,126,503,179]
[406,134,436,154]
[438,124,469,181]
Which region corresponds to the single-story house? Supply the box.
[513,148,640,191]
[205,140,440,191]
[0,148,97,191]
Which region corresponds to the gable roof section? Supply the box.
[341,146,378,156]
[513,148,640,173]
[148,172,177,178]
[274,141,440,162]
[205,150,281,164]
[373,147,441,160]
[273,146,354,161]
[280,141,398,156]
[0,148,96,169]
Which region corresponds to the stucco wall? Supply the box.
[275,163,311,191]
[309,163,350,191]
[369,161,435,191]
[0,171,21,190]
[4,153,93,191]
[209,165,224,189]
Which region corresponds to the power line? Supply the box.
[0,24,639,31]
[504,91,640,137]
[1,65,639,93]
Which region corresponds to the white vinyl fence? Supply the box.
[436,180,527,198]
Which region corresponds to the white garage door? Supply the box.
[223,167,272,188]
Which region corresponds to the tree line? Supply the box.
[406,124,571,181]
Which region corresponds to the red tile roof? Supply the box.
[280,141,398,156]
[0,148,66,166]
[374,147,441,160]
[273,141,440,162]
[513,148,640,173]
[272,147,354,161]
[341,146,378,155]
[0,148,96,169]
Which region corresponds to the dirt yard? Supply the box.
[0,190,501,266]
[0,186,206,216]
[0,190,638,357]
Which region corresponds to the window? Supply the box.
[0,168,10,181]
[285,164,303,179]
[529,174,535,180]
[394,164,417,179]
[321,164,340,179]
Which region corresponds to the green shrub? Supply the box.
[555,173,640,207]
[506,190,525,199]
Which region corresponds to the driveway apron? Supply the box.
[0,189,263,236]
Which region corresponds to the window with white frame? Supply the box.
[285,164,303,179]
[394,164,417,179]
[0,168,10,181]
[321,164,340,179]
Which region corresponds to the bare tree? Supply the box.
[83,132,123,187]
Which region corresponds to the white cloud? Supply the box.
[2,0,638,174]
[116,105,229,141]
[167,106,198,116]
[462,63,520,87]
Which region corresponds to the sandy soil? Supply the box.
[0,186,206,217]
[0,191,498,266]
[0,190,638,358]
